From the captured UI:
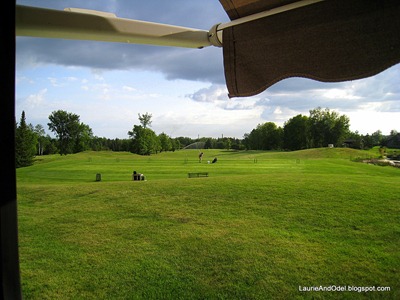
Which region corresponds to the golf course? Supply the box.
[16,148,399,299]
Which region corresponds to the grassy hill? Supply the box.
[17,148,399,299]
[17,147,389,183]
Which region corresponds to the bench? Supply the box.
[188,172,208,178]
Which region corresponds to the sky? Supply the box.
[16,0,400,139]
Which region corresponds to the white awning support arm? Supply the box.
[16,5,212,49]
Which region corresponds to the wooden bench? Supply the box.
[188,172,208,178]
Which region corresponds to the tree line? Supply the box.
[243,107,398,151]
[244,107,350,150]
[15,108,399,168]
[15,110,242,167]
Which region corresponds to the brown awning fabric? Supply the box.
[219,0,299,20]
[220,0,400,97]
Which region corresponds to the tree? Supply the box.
[204,138,212,149]
[308,107,349,147]
[231,138,244,150]
[43,136,58,154]
[345,131,364,149]
[246,122,283,150]
[171,138,180,151]
[245,127,262,150]
[32,124,47,155]
[138,112,152,129]
[128,125,160,155]
[385,130,400,148]
[331,114,350,146]
[371,130,383,146]
[159,132,172,152]
[226,138,232,150]
[73,123,93,153]
[128,113,161,155]
[176,137,195,148]
[48,110,84,155]
[15,111,37,167]
[283,114,309,150]
[308,108,328,147]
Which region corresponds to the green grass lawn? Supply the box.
[17,148,399,299]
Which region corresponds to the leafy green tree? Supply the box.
[15,111,37,167]
[204,138,212,149]
[308,108,328,147]
[226,138,232,150]
[385,130,400,148]
[175,137,195,148]
[171,138,180,151]
[331,114,350,146]
[371,130,383,146]
[128,113,161,155]
[44,136,58,154]
[308,107,349,147]
[245,127,263,150]
[283,114,309,150]
[74,123,93,153]
[242,133,250,150]
[159,132,172,152]
[246,122,283,150]
[32,124,48,155]
[138,112,152,129]
[231,138,244,150]
[216,139,225,149]
[47,110,86,155]
[128,125,160,155]
[344,131,364,149]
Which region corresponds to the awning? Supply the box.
[219,0,400,97]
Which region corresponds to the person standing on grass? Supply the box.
[199,152,204,163]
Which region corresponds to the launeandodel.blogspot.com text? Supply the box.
[299,285,391,293]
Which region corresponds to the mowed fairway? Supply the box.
[17,149,399,299]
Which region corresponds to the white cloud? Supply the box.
[322,88,362,100]
[122,85,136,92]
[187,84,228,103]
[26,88,47,108]
[48,77,62,87]
[16,76,34,85]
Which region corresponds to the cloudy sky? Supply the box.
[16,0,399,139]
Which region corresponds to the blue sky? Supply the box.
[16,0,400,139]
